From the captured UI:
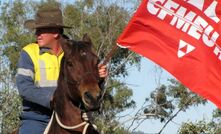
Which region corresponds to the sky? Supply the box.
[121,57,217,133]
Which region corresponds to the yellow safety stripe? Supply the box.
[23,43,63,87]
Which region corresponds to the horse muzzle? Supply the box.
[82,91,101,111]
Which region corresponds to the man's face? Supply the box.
[35,28,59,48]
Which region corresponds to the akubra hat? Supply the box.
[24,7,71,29]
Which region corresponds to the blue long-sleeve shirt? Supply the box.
[16,50,56,109]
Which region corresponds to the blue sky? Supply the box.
[121,57,217,133]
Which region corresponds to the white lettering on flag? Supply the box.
[147,0,220,61]
[204,1,220,23]
[187,0,204,11]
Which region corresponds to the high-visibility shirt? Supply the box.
[16,43,63,110]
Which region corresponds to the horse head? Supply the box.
[59,34,101,111]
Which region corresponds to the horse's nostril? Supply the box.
[83,91,101,110]
[84,92,94,101]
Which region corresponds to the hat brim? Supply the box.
[24,19,72,29]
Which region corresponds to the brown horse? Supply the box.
[44,34,101,134]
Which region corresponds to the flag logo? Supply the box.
[178,40,195,58]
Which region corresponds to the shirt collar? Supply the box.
[39,47,63,56]
[39,47,51,55]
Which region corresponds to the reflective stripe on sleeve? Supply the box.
[17,68,34,79]
[35,80,57,87]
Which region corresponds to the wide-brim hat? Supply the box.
[24,7,71,29]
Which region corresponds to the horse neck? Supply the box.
[52,84,85,132]
[58,97,83,126]
[50,60,90,133]
[49,62,100,134]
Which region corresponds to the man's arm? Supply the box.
[16,50,54,109]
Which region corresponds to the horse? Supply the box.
[44,34,102,134]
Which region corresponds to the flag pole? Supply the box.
[102,45,119,65]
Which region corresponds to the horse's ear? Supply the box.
[82,33,92,47]
[60,38,72,57]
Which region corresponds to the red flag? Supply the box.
[117,0,221,109]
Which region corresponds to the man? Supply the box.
[16,6,107,134]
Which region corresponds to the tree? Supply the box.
[177,108,221,134]
[0,36,22,133]
[0,1,36,133]
[0,0,140,133]
[123,74,209,133]
[178,120,214,134]
[0,88,21,134]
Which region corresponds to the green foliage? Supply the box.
[94,79,135,133]
[213,109,221,119]
[0,0,140,133]
[142,78,209,133]
[178,120,214,134]
[167,78,207,109]
[0,88,22,134]
[214,128,221,134]
[63,0,140,77]
[177,109,221,134]
[211,109,221,134]
[144,85,174,122]
[0,1,36,75]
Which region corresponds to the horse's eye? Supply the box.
[66,61,73,67]
[80,51,87,56]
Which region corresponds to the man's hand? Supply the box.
[98,64,108,78]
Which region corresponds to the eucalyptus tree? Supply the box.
[0,0,140,133]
